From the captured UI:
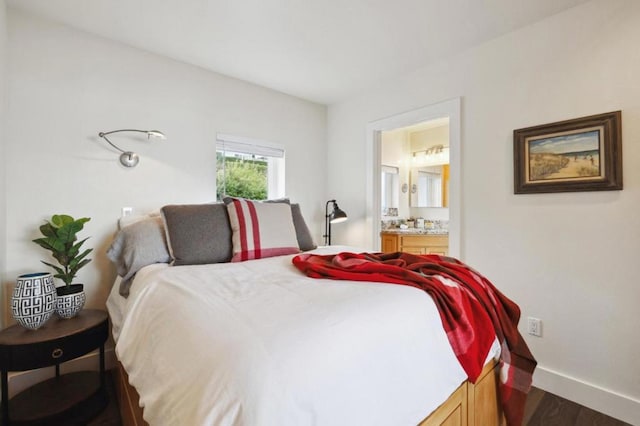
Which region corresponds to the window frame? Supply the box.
[216,133,286,200]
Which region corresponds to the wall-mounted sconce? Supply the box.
[98,129,167,167]
[323,199,348,245]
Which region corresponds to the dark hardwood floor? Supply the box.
[87,372,121,426]
[87,372,631,426]
[524,387,631,426]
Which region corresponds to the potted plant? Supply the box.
[33,214,92,318]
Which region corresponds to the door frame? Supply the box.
[365,97,462,257]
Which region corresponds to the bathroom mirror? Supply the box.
[410,165,449,208]
[381,165,399,215]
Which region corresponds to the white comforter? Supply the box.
[107,246,498,426]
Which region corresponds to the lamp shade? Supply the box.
[147,130,167,139]
[330,205,348,223]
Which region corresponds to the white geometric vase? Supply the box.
[55,284,86,319]
[11,272,57,330]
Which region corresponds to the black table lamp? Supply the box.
[323,200,348,245]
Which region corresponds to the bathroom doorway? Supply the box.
[365,98,461,257]
[380,118,451,252]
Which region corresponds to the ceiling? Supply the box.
[7,0,590,105]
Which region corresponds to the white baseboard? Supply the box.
[534,365,640,425]
[6,346,117,399]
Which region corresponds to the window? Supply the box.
[216,134,285,201]
[381,165,399,215]
[417,170,443,207]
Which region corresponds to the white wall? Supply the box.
[409,126,448,152]
[0,0,7,329]
[3,10,327,323]
[328,0,640,423]
[381,129,410,219]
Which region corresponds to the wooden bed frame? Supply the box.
[113,359,503,426]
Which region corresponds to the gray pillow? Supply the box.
[106,216,171,297]
[161,203,233,266]
[291,203,317,251]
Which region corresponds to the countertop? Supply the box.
[380,229,448,235]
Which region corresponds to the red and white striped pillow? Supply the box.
[224,198,300,262]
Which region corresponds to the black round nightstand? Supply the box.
[0,309,109,425]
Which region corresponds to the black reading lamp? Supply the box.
[323,199,348,245]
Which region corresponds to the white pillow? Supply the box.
[224,198,300,262]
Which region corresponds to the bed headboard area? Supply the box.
[107,198,316,297]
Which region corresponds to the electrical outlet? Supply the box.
[121,207,133,217]
[527,317,542,337]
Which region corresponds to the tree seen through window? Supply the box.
[216,151,268,201]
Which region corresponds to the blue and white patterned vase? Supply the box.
[11,272,57,330]
[55,284,86,319]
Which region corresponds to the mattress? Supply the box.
[106,246,500,426]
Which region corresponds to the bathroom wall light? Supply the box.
[98,129,167,167]
[412,144,449,167]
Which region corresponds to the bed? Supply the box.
[105,200,512,426]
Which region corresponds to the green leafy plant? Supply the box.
[32,214,93,286]
[216,152,268,201]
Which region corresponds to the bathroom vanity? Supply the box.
[380,230,448,255]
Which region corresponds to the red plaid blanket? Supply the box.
[292,251,536,426]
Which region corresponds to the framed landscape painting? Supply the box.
[513,111,622,194]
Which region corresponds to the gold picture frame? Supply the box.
[513,111,622,194]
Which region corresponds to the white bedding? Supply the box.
[107,246,500,426]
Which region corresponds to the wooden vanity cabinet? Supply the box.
[381,233,399,253]
[380,233,448,256]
